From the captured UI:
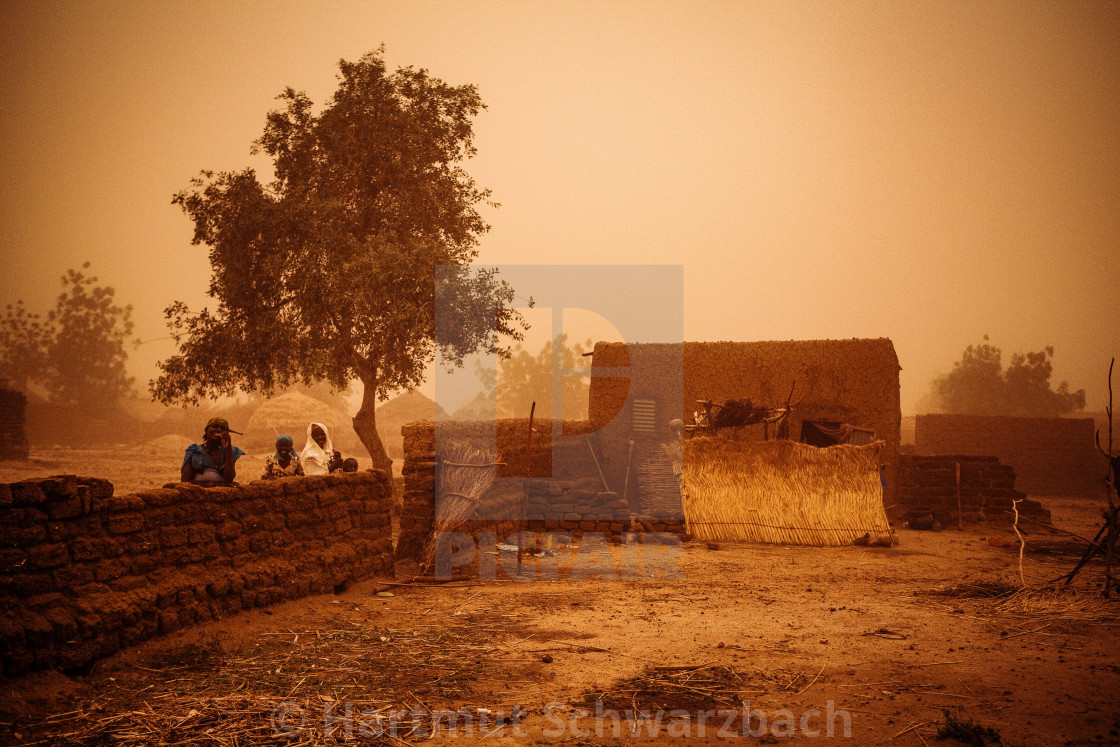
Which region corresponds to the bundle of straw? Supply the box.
[681,437,891,546]
[422,443,500,572]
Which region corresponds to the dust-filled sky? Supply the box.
[1,0,1117,415]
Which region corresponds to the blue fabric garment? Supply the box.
[182,443,245,472]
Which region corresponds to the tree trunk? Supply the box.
[352,369,392,474]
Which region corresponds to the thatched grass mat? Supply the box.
[680,437,890,546]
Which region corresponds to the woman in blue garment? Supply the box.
[181,417,245,486]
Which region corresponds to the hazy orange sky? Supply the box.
[1,0,1117,415]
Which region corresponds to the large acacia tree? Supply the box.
[152,50,522,469]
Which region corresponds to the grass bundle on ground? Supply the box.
[422,443,500,572]
[680,437,890,546]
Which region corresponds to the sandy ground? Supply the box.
[2,448,1119,746]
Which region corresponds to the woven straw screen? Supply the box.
[681,436,890,546]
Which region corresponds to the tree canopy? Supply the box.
[477,334,593,420]
[929,336,1086,417]
[152,49,523,468]
[0,263,136,413]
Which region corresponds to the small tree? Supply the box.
[483,335,593,420]
[152,49,523,469]
[46,264,136,412]
[0,263,136,413]
[935,336,1086,417]
[0,300,51,392]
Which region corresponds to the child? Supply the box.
[262,435,305,479]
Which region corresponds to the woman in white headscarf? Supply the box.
[300,422,344,475]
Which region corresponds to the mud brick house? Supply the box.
[0,388,29,460]
[914,414,1107,496]
[587,339,903,511]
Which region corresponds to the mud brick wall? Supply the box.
[915,415,1105,495]
[895,455,1051,525]
[0,389,29,460]
[397,420,631,563]
[0,471,394,676]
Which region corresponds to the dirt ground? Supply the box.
[2,448,1120,746]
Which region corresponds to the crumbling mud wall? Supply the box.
[396,420,680,568]
[915,415,1105,495]
[589,339,902,506]
[0,389,29,460]
[0,472,393,676]
[895,455,1051,525]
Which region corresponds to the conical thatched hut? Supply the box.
[375,390,449,459]
[243,391,362,455]
[450,392,496,421]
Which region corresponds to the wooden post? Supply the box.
[955,462,963,531]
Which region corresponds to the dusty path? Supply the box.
[3,505,1119,746]
[2,449,1118,745]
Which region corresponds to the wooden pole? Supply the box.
[955,462,963,531]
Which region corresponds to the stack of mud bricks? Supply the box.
[0,471,394,676]
[525,480,631,542]
[895,455,1051,525]
[0,388,29,460]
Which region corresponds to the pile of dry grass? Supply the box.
[4,614,527,745]
[680,437,890,546]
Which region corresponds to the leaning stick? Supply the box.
[1012,499,1026,587]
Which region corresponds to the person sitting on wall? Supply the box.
[262,434,305,479]
[181,417,245,486]
[300,422,345,475]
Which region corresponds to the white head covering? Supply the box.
[300,422,335,475]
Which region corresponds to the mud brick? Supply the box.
[160,525,189,548]
[187,524,216,545]
[129,554,157,576]
[136,489,180,507]
[206,486,241,502]
[26,543,68,570]
[107,512,144,535]
[158,610,180,634]
[6,524,46,547]
[10,482,47,507]
[578,521,596,532]
[248,535,273,553]
[93,559,128,583]
[53,565,94,590]
[47,496,83,520]
[84,479,113,500]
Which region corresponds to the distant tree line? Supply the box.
[0,263,136,415]
[923,336,1086,417]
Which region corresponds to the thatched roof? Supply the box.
[374,390,449,458]
[243,391,361,455]
[450,392,496,421]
